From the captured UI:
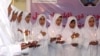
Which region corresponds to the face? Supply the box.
[39,16,45,26]
[56,16,62,26]
[25,13,31,23]
[69,20,76,29]
[88,17,95,27]
[17,12,23,22]
[13,11,18,20]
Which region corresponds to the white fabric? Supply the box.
[81,15,98,56]
[29,14,49,56]
[62,16,82,56]
[0,0,21,56]
[97,19,100,56]
[48,13,64,56]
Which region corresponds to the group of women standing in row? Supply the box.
[8,4,100,56]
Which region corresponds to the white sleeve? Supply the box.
[81,29,89,48]
[0,44,21,56]
[8,44,21,55]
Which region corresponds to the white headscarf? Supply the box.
[0,0,14,45]
[84,15,97,30]
[64,16,79,32]
[33,14,47,28]
[82,15,97,37]
[16,11,23,24]
[48,13,63,37]
[9,5,19,20]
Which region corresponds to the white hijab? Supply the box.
[9,5,19,20]
[64,16,79,32]
[16,11,23,26]
[84,15,97,30]
[62,16,80,44]
[33,14,47,31]
[48,13,63,37]
[0,0,14,45]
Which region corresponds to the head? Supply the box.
[8,3,12,16]
[88,17,95,27]
[25,13,31,23]
[85,15,96,28]
[17,11,23,22]
[52,13,62,27]
[39,16,46,26]
[55,16,62,26]
[69,20,76,29]
[65,16,78,29]
[11,11,18,21]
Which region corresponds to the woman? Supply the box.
[29,14,49,56]
[62,16,82,56]
[20,12,33,43]
[81,15,98,56]
[48,13,64,56]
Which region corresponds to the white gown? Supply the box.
[81,15,98,56]
[62,16,82,56]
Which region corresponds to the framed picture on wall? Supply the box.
[12,0,27,11]
[80,0,100,7]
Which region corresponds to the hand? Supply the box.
[21,43,29,50]
[71,43,78,47]
[56,37,61,41]
[89,41,98,45]
[25,30,30,36]
[75,33,79,37]
[29,41,39,48]
[56,35,62,41]
[50,38,57,42]
[56,41,65,44]
[40,31,46,36]
[71,33,76,39]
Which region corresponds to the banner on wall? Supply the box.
[31,0,100,27]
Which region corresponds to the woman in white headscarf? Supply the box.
[21,12,33,42]
[0,0,29,56]
[29,14,49,56]
[81,15,98,56]
[48,13,65,56]
[62,16,82,56]
[15,11,25,42]
[97,19,100,56]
